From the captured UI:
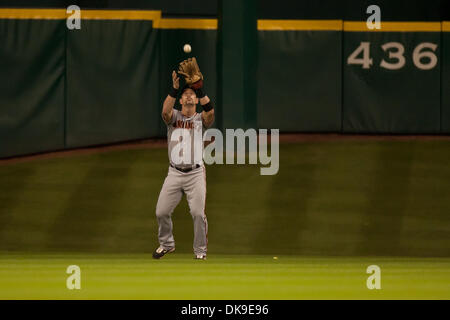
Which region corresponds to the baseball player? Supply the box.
[153,58,214,260]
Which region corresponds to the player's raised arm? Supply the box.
[178,57,215,128]
[162,71,179,124]
[196,89,215,128]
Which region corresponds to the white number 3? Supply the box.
[380,42,405,70]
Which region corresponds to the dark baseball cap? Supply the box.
[180,84,195,94]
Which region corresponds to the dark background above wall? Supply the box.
[0,0,218,17]
[258,0,448,21]
[1,0,449,20]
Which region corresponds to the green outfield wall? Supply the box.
[0,10,218,157]
[0,19,65,158]
[343,30,441,133]
[66,21,160,148]
[1,3,450,157]
[257,29,342,132]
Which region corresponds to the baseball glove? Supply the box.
[178,57,203,89]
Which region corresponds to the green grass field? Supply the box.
[0,139,449,299]
[1,253,449,299]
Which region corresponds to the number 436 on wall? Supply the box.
[347,42,438,70]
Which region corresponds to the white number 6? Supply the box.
[380,42,405,70]
[413,43,438,70]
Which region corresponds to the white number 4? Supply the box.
[347,42,373,69]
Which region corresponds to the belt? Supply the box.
[170,164,200,173]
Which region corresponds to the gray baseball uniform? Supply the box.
[156,109,208,256]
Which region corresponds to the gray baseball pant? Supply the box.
[155,165,208,256]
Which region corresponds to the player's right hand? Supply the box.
[172,70,180,89]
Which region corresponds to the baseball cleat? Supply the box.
[152,246,175,259]
[194,254,207,260]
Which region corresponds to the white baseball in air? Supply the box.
[183,44,192,53]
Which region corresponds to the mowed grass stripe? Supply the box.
[0,255,448,299]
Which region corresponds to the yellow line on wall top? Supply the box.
[344,21,441,32]
[258,19,443,32]
[80,9,161,21]
[258,19,342,31]
[157,18,217,30]
[0,8,66,19]
[443,21,450,32]
[0,8,218,29]
[0,10,447,32]
[0,8,161,20]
